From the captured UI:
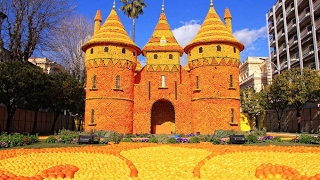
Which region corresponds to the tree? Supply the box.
[19,69,51,134]
[47,73,85,133]
[285,68,320,133]
[46,14,93,83]
[0,61,45,132]
[0,0,75,63]
[119,0,147,42]
[260,76,290,132]
[240,87,264,130]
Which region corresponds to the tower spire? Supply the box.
[162,0,165,12]
[210,0,213,7]
[113,0,116,9]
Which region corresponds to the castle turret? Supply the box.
[224,8,232,34]
[142,3,183,71]
[184,0,244,134]
[82,2,141,134]
[93,10,102,36]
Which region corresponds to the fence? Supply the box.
[261,106,320,133]
[0,106,74,134]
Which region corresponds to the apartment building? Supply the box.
[28,57,66,75]
[266,0,320,74]
[239,57,271,92]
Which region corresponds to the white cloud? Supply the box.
[233,26,268,61]
[172,20,201,66]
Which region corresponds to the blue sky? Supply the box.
[76,0,276,66]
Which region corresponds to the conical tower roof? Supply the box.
[142,11,183,56]
[184,3,244,53]
[82,8,141,55]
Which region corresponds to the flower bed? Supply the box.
[0,144,320,179]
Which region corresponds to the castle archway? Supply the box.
[151,99,175,134]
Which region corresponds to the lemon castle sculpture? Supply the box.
[82,1,244,134]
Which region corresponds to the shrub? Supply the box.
[198,134,213,142]
[121,138,132,142]
[148,137,158,143]
[167,137,177,144]
[104,131,123,144]
[214,130,235,138]
[28,134,39,144]
[189,136,200,143]
[154,134,170,144]
[271,136,283,142]
[246,134,258,144]
[211,137,221,145]
[45,135,57,143]
[299,134,314,144]
[124,134,135,139]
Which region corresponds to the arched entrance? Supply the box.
[151,99,175,134]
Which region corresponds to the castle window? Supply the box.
[189,52,192,56]
[217,45,221,51]
[133,52,136,56]
[169,54,173,59]
[116,75,121,89]
[199,47,203,53]
[231,108,234,123]
[154,54,158,59]
[90,109,95,124]
[196,76,199,89]
[161,75,166,87]
[229,74,233,87]
[90,48,93,54]
[234,47,236,53]
[92,75,97,89]
[104,47,109,52]
[122,48,126,54]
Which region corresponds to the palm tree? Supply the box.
[119,0,147,42]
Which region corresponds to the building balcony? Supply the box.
[286,6,294,16]
[287,19,296,33]
[314,0,320,11]
[300,27,312,41]
[315,17,320,30]
[271,51,277,60]
[268,23,275,32]
[267,8,274,21]
[297,0,306,6]
[302,46,315,59]
[269,37,276,47]
[299,8,311,25]
[318,40,320,51]
[275,1,282,12]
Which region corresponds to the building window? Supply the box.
[116,75,121,89]
[154,54,158,59]
[199,47,203,53]
[196,76,199,89]
[161,75,166,87]
[217,45,221,51]
[229,74,233,87]
[91,109,95,124]
[90,48,93,54]
[122,48,126,54]
[169,54,173,59]
[92,75,97,89]
[234,47,236,53]
[231,108,234,123]
[104,47,109,52]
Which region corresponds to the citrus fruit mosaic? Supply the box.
[0,143,320,180]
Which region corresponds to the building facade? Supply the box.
[239,57,270,92]
[28,57,66,75]
[266,0,320,75]
[82,2,244,134]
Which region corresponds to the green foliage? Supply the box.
[189,136,200,143]
[245,134,258,144]
[104,131,124,144]
[0,132,37,147]
[197,134,213,142]
[27,134,39,144]
[154,134,169,144]
[148,137,158,143]
[167,137,177,144]
[240,87,265,128]
[250,130,267,137]
[214,130,235,138]
[121,138,132,142]
[211,137,221,145]
[271,136,283,142]
[45,135,57,143]
[124,134,135,138]
[299,134,314,144]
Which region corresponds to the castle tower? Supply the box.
[184,1,244,133]
[224,8,232,34]
[82,2,141,133]
[133,3,192,134]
